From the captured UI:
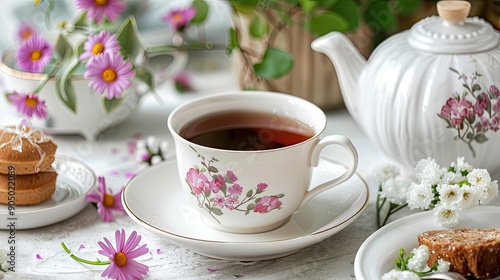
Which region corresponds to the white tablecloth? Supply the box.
[0,54,396,280]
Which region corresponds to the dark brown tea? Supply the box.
[180,111,315,151]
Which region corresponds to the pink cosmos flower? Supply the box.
[163,7,196,31]
[84,53,134,99]
[16,35,52,73]
[80,30,121,61]
[173,72,193,92]
[17,22,37,42]
[254,195,282,214]
[440,97,474,128]
[8,92,48,119]
[76,0,127,24]
[86,176,125,222]
[98,229,149,280]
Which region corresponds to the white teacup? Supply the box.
[167,91,358,234]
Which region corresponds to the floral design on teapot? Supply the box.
[184,146,285,224]
[438,68,500,157]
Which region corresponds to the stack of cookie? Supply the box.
[0,127,58,205]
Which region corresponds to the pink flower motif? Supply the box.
[226,170,238,183]
[475,116,490,133]
[8,92,48,119]
[224,195,239,210]
[214,196,225,208]
[227,184,242,195]
[254,196,282,214]
[16,35,52,73]
[86,176,125,222]
[492,100,500,114]
[163,7,196,31]
[80,30,121,61]
[490,116,500,132]
[76,0,127,24]
[209,174,225,193]
[186,168,209,195]
[256,183,268,192]
[490,85,500,98]
[17,22,36,42]
[474,92,490,117]
[440,97,474,128]
[173,72,193,92]
[97,229,149,280]
[84,53,135,99]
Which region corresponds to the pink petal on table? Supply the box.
[36,254,42,260]
[78,244,85,251]
[124,172,135,178]
[110,148,119,155]
[207,267,218,273]
[110,170,120,176]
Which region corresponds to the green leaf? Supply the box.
[472,84,481,92]
[249,15,267,38]
[227,27,240,54]
[191,0,209,24]
[103,97,123,114]
[475,134,488,143]
[299,0,317,14]
[393,0,422,15]
[246,189,254,197]
[116,16,144,61]
[330,0,359,32]
[134,68,154,91]
[210,207,223,216]
[55,57,79,113]
[364,1,397,31]
[54,34,74,60]
[208,166,218,173]
[247,203,255,210]
[306,11,350,36]
[253,47,294,79]
[73,10,88,30]
[311,0,339,8]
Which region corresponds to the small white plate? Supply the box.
[354,206,500,280]
[123,157,369,261]
[0,155,96,230]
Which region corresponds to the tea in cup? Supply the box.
[167,91,358,234]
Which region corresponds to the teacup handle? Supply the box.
[298,135,359,208]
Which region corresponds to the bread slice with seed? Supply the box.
[418,228,500,279]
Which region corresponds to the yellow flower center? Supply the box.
[172,13,183,23]
[94,0,108,6]
[102,68,117,83]
[21,30,33,40]
[102,193,114,207]
[92,43,104,55]
[30,50,42,61]
[25,97,38,107]
[114,252,127,267]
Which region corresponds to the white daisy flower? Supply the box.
[451,156,473,174]
[379,177,410,205]
[381,269,419,280]
[479,180,499,205]
[433,204,461,227]
[415,157,442,185]
[457,185,480,210]
[436,184,463,206]
[373,164,400,183]
[467,168,491,188]
[407,245,429,272]
[437,259,451,272]
[407,183,434,210]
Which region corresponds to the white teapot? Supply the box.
[312,0,500,173]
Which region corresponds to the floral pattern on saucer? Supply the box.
[184,146,285,224]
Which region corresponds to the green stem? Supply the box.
[61,242,110,266]
[33,59,62,94]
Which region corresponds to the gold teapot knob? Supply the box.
[437,0,471,24]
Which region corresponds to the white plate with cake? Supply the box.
[355,206,500,279]
[0,155,96,229]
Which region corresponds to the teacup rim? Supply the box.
[167,90,327,154]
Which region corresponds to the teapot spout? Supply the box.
[311,32,366,123]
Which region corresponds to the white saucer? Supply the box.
[354,206,500,280]
[123,157,369,261]
[0,155,96,230]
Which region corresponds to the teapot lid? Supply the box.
[408,0,499,54]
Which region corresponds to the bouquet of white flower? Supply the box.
[376,157,498,228]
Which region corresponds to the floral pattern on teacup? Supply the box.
[184,146,285,224]
[438,68,500,157]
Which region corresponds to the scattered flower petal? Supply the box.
[76,0,127,24]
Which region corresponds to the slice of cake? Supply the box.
[418,228,500,279]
